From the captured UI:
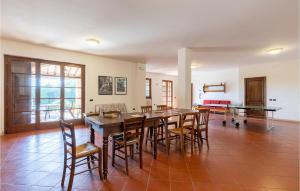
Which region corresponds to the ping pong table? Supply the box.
[226,105,282,130]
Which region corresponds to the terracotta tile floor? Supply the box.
[0,115,299,191]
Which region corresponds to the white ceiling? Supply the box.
[1,0,298,75]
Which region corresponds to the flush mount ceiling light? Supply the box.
[267,48,283,55]
[190,63,201,69]
[86,38,100,46]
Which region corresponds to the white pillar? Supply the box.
[132,63,146,112]
[177,48,192,109]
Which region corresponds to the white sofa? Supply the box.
[94,103,127,116]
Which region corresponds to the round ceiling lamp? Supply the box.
[86,38,100,46]
[267,48,284,55]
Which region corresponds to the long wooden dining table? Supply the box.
[84,108,198,179]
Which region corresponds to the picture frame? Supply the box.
[115,77,127,95]
[98,76,113,95]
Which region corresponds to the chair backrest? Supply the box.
[157,105,167,111]
[141,106,152,113]
[197,109,210,129]
[122,116,146,145]
[179,112,196,133]
[60,120,76,155]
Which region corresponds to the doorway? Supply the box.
[244,77,266,118]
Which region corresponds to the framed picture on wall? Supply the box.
[98,76,113,95]
[115,77,127,95]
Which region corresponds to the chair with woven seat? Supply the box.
[195,109,210,148]
[156,105,178,138]
[167,112,196,153]
[112,116,146,175]
[60,120,103,191]
[103,110,123,138]
[141,105,152,113]
[141,106,155,147]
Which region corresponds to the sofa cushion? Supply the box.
[210,100,220,104]
[203,100,211,104]
[219,100,231,104]
[95,103,127,116]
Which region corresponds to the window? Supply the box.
[5,55,85,133]
[145,78,152,99]
[162,80,173,107]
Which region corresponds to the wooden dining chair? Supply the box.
[103,110,123,138]
[167,112,196,153]
[60,120,103,191]
[156,105,168,110]
[141,105,152,113]
[195,109,210,147]
[141,106,154,146]
[112,116,146,175]
[156,105,178,139]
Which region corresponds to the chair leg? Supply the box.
[87,156,91,170]
[112,140,115,167]
[67,158,75,191]
[98,151,103,180]
[180,135,184,152]
[205,130,209,148]
[145,127,149,146]
[190,133,194,154]
[199,131,203,143]
[196,131,201,151]
[150,127,153,147]
[130,145,134,159]
[124,145,129,175]
[61,154,67,187]
[139,143,143,169]
[160,126,164,139]
[167,131,170,155]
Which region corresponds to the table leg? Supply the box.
[235,108,240,127]
[90,125,95,144]
[102,137,109,179]
[231,108,235,122]
[164,118,169,155]
[222,110,227,125]
[267,111,274,131]
[153,120,158,159]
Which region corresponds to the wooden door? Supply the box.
[245,77,266,118]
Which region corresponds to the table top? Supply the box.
[229,104,282,111]
[84,108,198,127]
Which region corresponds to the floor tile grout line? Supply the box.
[145,155,153,191]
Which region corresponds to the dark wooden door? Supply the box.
[245,77,266,118]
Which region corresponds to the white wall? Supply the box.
[192,68,240,105]
[191,62,299,121]
[0,39,146,134]
[146,72,178,108]
[239,61,299,121]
